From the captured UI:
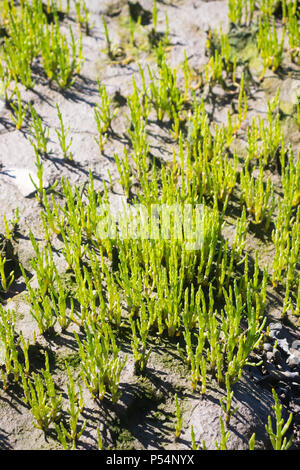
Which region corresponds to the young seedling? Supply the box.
[240,160,275,229]
[29,150,44,205]
[23,352,62,432]
[55,104,73,160]
[94,107,108,153]
[0,60,14,105]
[215,416,230,450]
[56,363,86,450]
[20,333,30,378]
[97,428,103,450]
[130,305,152,375]
[265,389,293,450]
[0,254,14,293]
[257,17,285,79]
[153,0,158,33]
[174,393,183,442]
[287,3,300,64]
[228,0,243,25]
[29,104,50,156]
[41,20,83,89]
[0,307,21,388]
[219,373,239,426]
[96,81,119,134]
[75,322,127,403]
[114,150,132,199]
[75,0,92,35]
[2,209,19,242]
[101,15,113,59]
[9,86,28,130]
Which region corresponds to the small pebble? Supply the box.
[266,351,274,362]
[269,322,283,332]
[269,322,288,341]
[263,342,272,352]
[291,340,300,351]
[276,338,290,355]
[287,354,300,368]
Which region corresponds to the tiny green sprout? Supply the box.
[228,0,243,25]
[40,18,83,89]
[29,104,50,156]
[30,150,58,206]
[94,107,108,153]
[153,0,158,32]
[75,322,127,403]
[129,15,136,47]
[55,104,73,160]
[200,356,207,395]
[24,352,62,432]
[75,0,92,35]
[174,393,183,441]
[0,254,14,292]
[191,425,200,450]
[191,424,207,450]
[101,15,113,59]
[248,433,256,450]
[257,17,285,78]
[130,305,152,375]
[219,373,239,426]
[96,80,119,133]
[93,82,118,152]
[55,363,86,449]
[215,416,230,450]
[265,389,294,450]
[0,308,21,386]
[288,3,300,64]
[3,209,19,241]
[164,11,170,46]
[9,86,28,130]
[97,428,103,450]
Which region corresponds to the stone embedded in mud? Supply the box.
[278,78,300,115]
[263,342,273,352]
[166,371,277,450]
[292,340,300,351]
[287,344,300,368]
[269,322,284,337]
[277,338,290,355]
[3,168,44,197]
[287,353,300,368]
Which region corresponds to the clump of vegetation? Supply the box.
[0,0,83,90]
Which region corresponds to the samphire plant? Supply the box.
[75,321,127,403]
[265,389,293,450]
